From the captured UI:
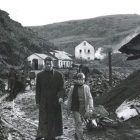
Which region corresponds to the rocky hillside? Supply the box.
[0,9,57,71]
[29,14,140,55]
[101,53,140,67]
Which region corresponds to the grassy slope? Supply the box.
[29,14,140,55]
[0,10,57,69]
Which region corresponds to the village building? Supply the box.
[26,51,73,70]
[75,41,95,60]
[50,50,73,68]
[26,53,55,70]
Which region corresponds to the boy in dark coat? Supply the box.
[36,57,65,140]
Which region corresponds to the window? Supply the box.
[79,50,82,53]
[63,62,65,68]
[88,49,90,53]
[84,49,86,53]
[84,42,86,46]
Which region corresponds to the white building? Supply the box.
[50,50,73,68]
[26,53,55,70]
[75,41,95,60]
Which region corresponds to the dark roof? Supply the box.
[119,33,140,60]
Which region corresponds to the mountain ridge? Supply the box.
[29,14,140,55]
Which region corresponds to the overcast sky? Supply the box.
[1,0,140,26]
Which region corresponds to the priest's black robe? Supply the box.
[36,69,65,139]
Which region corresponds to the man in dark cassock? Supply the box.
[36,57,65,140]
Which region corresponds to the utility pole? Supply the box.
[40,40,43,52]
[108,51,112,87]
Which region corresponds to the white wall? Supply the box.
[27,54,44,65]
[75,41,95,60]
[27,54,44,69]
[27,54,73,69]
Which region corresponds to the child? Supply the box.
[66,73,94,140]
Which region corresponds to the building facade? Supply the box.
[50,50,73,68]
[27,51,73,70]
[26,53,55,70]
[75,41,95,60]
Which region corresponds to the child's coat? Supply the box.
[67,84,94,115]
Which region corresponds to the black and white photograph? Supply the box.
[1,0,140,139]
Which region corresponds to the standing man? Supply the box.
[7,67,16,92]
[36,57,65,140]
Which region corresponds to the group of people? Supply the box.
[7,67,34,100]
[35,57,94,140]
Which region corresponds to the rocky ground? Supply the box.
[1,91,140,140]
[0,67,140,140]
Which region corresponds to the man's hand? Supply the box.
[58,98,63,104]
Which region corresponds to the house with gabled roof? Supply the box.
[75,41,95,60]
[26,50,73,70]
[26,53,56,70]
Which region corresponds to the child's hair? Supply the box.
[76,73,85,80]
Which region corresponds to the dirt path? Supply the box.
[1,90,140,140]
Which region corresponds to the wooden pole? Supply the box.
[108,52,112,86]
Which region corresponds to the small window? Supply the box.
[84,42,86,46]
[79,50,82,53]
[88,49,90,53]
[63,62,65,68]
[84,49,86,53]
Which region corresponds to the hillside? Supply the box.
[102,53,140,67]
[0,9,57,71]
[29,14,140,55]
